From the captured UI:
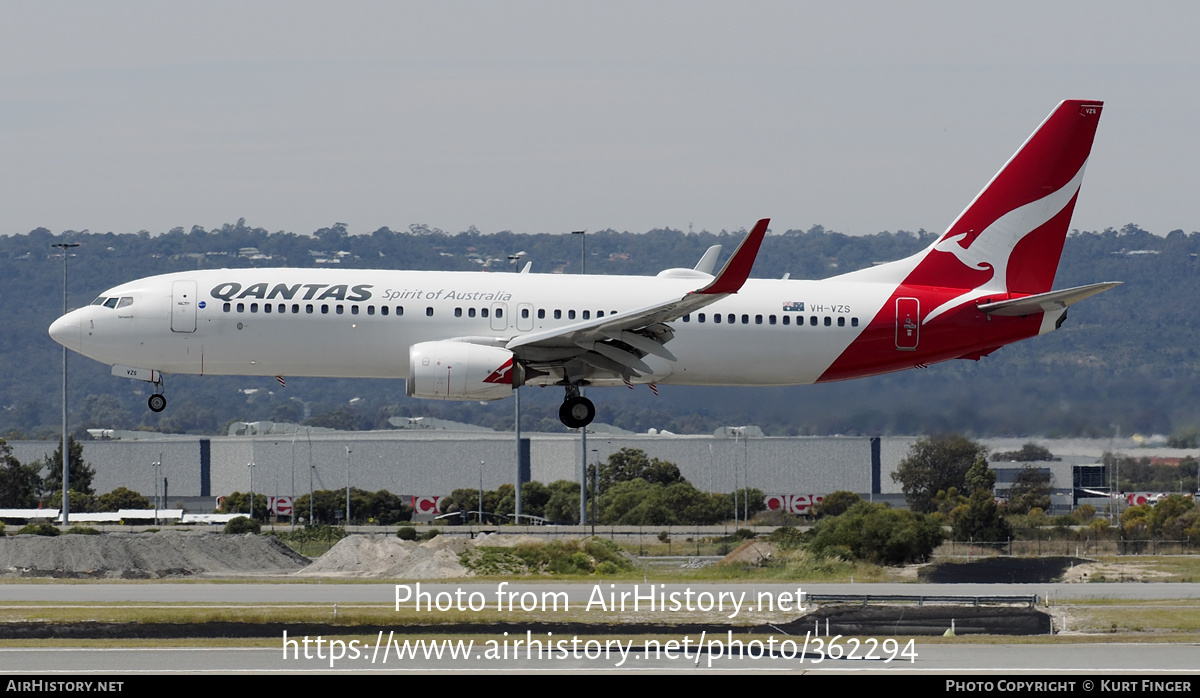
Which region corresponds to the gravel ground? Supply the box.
[0,532,310,578]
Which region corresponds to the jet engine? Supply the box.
[406,341,516,400]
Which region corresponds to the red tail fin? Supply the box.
[908,101,1103,299]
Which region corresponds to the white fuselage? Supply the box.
[50,267,900,388]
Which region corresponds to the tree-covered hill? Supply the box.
[1,221,1195,439]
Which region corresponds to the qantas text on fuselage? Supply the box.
[50,100,1119,428]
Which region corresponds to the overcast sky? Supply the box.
[2,1,1197,238]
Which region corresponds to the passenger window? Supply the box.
[554,309,562,319]
[351,305,359,315]
[455,308,462,317]
[321,304,329,314]
[597,310,604,318]
[582,310,590,320]
[755,314,762,325]
[682,314,690,322]
[698,313,705,323]
[482,308,489,318]
[116,297,134,309]
[292,304,300,314]
[851,317,859,327]
[537,309,545,319]
[336,305,344,315]
[727,314,735,324]
[568,310,576,320]
[742,314,749,324]
[426,307,434,317]
[469,308,476,318]
[714,314,721,324]
[810,316,817,326]
[824,316,831,326]
[381,306,389,316]
[782,315,790,325]
[396,306,404,316]
[236,302,245,312]
[495,308,502,318]
[837,316,845,327]
[768,315,775,325]
[521,308,529,319]
[367,306,375,316]
[264,303,271,314]
[250,303,258,313]
[104,298,120,309]
[223,302,231,312]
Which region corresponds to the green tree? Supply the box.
[892,435,989,513]
[814,490,863,517]
[992,443,1060,462]
[808,501,944,565]
[95,486,150,511]
[1007,467,1052,515]
[591,448,685,490]
[965,456,996,492]
[1149,494,1197,538]
[40,436,96,496]
[542,480,581,524]
[220,491,269,521]
[0,439,41,507]
[953,455,1011,542]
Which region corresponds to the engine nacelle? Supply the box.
[406,341,516,401]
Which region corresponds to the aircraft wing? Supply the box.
[505,219,768,379]
[976,282,1122,316]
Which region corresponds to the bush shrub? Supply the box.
[16,523,60,536]
[224,516,261,534]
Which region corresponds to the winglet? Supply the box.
[694,218,768,295]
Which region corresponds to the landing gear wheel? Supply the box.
[148,394,167,413]
[559,396,595,429]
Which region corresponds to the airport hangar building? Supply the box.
[9,422,918,512]
[9,422,1153,516]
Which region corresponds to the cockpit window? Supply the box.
[91,297,107,306]
[116,297,133,309]
[103,298,119,309]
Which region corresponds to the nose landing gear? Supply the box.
[558,386,595,429]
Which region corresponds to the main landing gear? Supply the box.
[148,376,167,413]
[558,386,595,429]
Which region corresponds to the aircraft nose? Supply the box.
[49,311,81,352]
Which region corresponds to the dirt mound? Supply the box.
[0,532,310,578]
[717,540,775,566]
[296,534,472,579]
[472,533,545,548]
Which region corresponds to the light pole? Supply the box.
[571,230,586,274]
[51,241,78,527]
[247,461,256,521]
[590,448,598,536]
[479,460,485,525]
[306,427,314,526]
[580,421,587,525]
[151,453,162,526]
[345,447,352,527]
[514,386,522,524]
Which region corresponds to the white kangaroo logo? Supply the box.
[923,162,1087,324]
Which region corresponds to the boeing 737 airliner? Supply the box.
[50,100,1119,428]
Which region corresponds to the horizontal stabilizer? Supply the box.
[977,282,1122,316]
